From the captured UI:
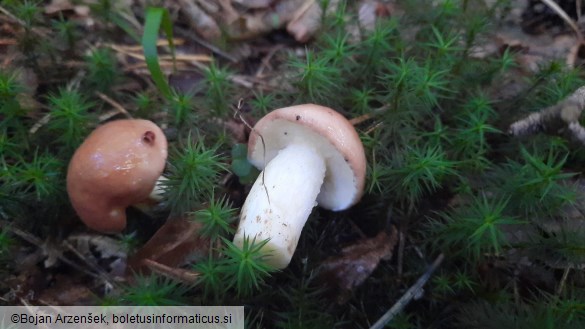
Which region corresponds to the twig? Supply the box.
[4,225,100,280]
[556,266,571,296]
[108,39,185,52]
[62,241,116,283]
[509,85,585,145]
[96,91,132,120]
[29,113,51,134]
[143,258,200,284]
[369,253,445,329]
[540,0,583,41]
[174,26,238,63]
[349,105,389,125]
[290,0,317,24]
[0,38,16,45]
[109,44,211,63]
[0,5,25,28]
[0,5,48,38]
[397,230,405,277]
[255,44,285,78]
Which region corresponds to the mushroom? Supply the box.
[233,104,366,269]
[67,119,168,233]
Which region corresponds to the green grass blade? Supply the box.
[142,7,176,99]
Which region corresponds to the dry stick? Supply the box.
[255,44,285,78]
[109,39,186,52]
[29,113,51,134]
[556,267,571,296]
[509,85,585,144]
[108,44,212,63]
[397,230,405,277]
[62,241,116,284]
[369,253,445,329]
[541,0,583,41]
[187,59,255,89]
[174,26,238,63]
[0,38,16,45]
[5,225,101,280]
[349,105,389,126]
[30,73,86,134]
[96,91,133,121]
[143,259,200,284]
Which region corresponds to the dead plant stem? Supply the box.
[369,253,445,329]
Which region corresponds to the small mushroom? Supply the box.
[67,119,168,233]
[233,104,366,269]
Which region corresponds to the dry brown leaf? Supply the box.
[44,0,91,16]
[217,0,240,24]
[319,227,398,299]
[178,0,222,40]
[286,0,321,43]
[38,275,97,305]
[221,115,255,143]
[224,13,275,40]
[284,0,340,42]
[127,217,210,274]
[62,234,128,277]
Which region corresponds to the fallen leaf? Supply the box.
[286,0,321,43]
[65,234,128,276]
[38,275,97,305]
[178,0,222,40]
[286,0,339,42]
[318,227,398,302]
[127,217,210,275]
[45,0,92,17]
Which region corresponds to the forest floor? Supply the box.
[2,0,585,328]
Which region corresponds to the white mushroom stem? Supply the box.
[233,142,326,269]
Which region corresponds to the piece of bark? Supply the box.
[509,86,585,142]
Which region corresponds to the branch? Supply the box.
[369,253,445,329]
[509,86,585,145]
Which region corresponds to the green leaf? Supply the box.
[231,144,259,184]
[142,7,176,99]
[231,159,252,177]
[231,143,248,159]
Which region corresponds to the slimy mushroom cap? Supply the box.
[247,103,366,211]
[67,119,168,233]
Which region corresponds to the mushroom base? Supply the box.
[233,143,326,269]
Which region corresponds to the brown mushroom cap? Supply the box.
[67,119,168,233]
[248,104,366,211]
